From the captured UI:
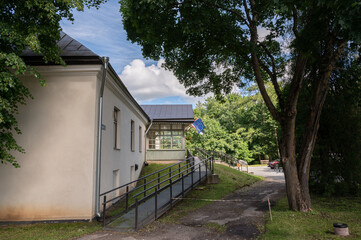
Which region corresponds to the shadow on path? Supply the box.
[76,166,285,240]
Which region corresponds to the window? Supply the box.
[139,126,142,152]
[148,124,184,150]
[131,120,135,151]
[114,108,120,149]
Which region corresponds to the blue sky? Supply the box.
[60,0,207,105]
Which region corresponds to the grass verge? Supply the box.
[249,164,268,167]
[260,195,361,240]
[0,221,101,240]
[158,163,263,223]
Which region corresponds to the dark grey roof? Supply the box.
[141,104,194,122]
[20,32,150,121]
[21,32,101,65]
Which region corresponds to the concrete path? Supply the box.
[76,166,285,240]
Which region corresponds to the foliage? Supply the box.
[0,0,105,167]
[186,91,279,163]
[303,49,361,196]
[261,196,361,240]
[120,0,361,210]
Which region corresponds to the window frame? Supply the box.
[114,107,121,150]
[139,126,142,152]
[148,124,184,150]
[131,120,135,152]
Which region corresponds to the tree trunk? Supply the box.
[280,116,311,212]
[298,39,348,209]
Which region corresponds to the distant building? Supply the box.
[141,105,194,163]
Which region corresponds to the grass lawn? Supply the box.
[159,163,263,223]
[0,221,101,240]
[261,195,361,240]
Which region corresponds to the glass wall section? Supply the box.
[148,124,184,150]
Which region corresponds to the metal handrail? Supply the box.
[195,148,247,167]
[100,153,214,227]
[100,156,193,197]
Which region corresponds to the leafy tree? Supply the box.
[302,48,361,196]
[186,92,278,163]
[0,0,105,167]
[120,0,361,211]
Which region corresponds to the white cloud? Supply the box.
[119,59,209,104]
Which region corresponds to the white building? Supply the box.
[0,32,150,222]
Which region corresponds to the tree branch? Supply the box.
[247,0,280,122]
[292,6,299,38]
[258,41,283,107]
[298,39,347,181]
[243,0,252,24]
[199,0,250,28]
[288,54,308,116]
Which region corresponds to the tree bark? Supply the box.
[279,115,310,211]
[298,39,348,208]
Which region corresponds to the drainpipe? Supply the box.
[95,56,109,217]
[144,120,153,165]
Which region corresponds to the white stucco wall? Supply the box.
[0,65,100,221]
[99,70,148,199]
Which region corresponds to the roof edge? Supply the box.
[107,63,151,122]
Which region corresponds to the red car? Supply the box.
[268,160,280,169]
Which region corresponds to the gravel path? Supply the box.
[75,166,285,240]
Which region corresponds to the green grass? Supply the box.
[0,221,101,240]
[249,164,268,167]
[204,222,227,233]
[159,163,263,223]
[260,195,361,240]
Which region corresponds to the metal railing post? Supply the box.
[170,178,173,208]
[125,185,129,212]
[158,172,160,189]
[182,173,185,197]
[191,167,194,189]
[154,187,158,219]
[212,156,214,174]
[102,195,106,227]
[144,178,147,198]
[205,159,208,179]
[169,168,171,184]
[199,164,201,183]
[135,198,138,230]
[178,163,181,175]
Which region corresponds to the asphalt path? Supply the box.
[75,166,285,240]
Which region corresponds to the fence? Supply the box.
[100,155,214,228]
[195,148,248,172]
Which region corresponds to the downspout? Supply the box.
[144,120,153,165]
[95,56,109,217]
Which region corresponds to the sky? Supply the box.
[60,0,208,105]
